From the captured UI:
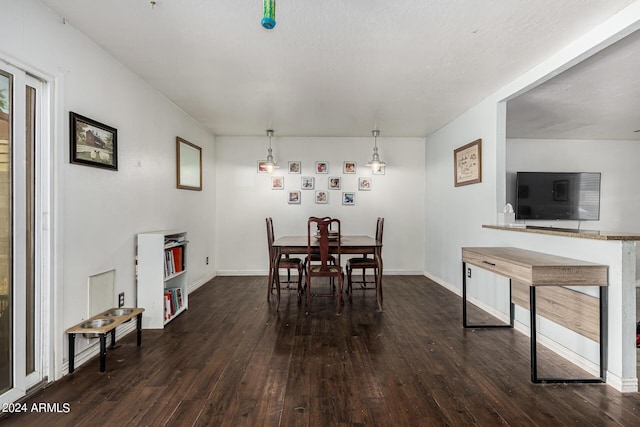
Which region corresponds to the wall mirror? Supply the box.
[176,137,202,191]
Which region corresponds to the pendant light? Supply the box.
[366,129,385,171]
[264,129,279,173]
[262,0,276,30]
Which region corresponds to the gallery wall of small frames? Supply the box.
[257,160,385,205]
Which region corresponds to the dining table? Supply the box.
[271,235,383,311]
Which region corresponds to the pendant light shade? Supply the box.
[366,129,385,171]
[264,129,279,173]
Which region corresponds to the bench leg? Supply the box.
[136,313,143,347]
[68,333,76,373]
[99,333,107,372]
[109,328,117,349]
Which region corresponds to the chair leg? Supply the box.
[297,265,303,304]
[337,272,344,315]
[346,264,353,303]
[305,269,312,314]
[287,268,291,285]
[362,268,366,286]
[267,263,274,301]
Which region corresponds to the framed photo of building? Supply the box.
[70,112,118,170]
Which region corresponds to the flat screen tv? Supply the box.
[515,172,601,221]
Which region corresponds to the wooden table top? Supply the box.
[272,235,382,248]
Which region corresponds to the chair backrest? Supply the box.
[376,217,384,243]
[266,217,274,256]
[307,216,341,270]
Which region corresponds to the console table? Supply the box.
[461,247,608,383]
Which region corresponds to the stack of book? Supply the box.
[163,287,183,322]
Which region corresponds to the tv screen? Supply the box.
[515,172,601,220]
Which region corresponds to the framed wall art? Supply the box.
[342,192,355,205]
[272,176,284,190]
[372,164,385,175]
[328,177,341,190]
[288,191,301,204]
[343,161,356,174]
[177,137,203,190]
[288,161,301,173]
[315,161,328,173]
[315,190,328,204]
[301,176,315,190]
[69,112,118,170]
[257,160,269,173]
[358,177,372,190]
[454,139,482,187]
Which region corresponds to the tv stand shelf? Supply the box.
[483,225,640,241]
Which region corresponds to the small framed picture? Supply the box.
[272,176,284,190]
[257,160,269,173]
[454,138,482,186]
[372,164,385,175]
[301,176,315,190]
[316,161,328,173]
[69,112,118,170]
[328,177,341,190]
[342,192,355,205]
[315,190,328,204]
[288,161,301,174]
[358,177,372,191]
[343,161,356,174]
[288,191,301,204]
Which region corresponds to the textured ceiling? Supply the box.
[507,28,640,141]
[38,0,636,137]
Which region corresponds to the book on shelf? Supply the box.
[165,287,183,314]
[164,235,186,248]
[164,246,184,277]
[164,291,173,321]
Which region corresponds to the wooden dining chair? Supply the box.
[266,217,304,303]
[303,216,336,283]
[346,217,384,302]
[305,216,344,314]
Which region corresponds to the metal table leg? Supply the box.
[530,286,606,383]
[462,261,514,329]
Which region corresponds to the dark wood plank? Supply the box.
[2,275,639,426]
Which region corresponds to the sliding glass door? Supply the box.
[0,63,44,403]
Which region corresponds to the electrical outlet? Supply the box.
[118,292,125,307]
[467,267,472,278]
[206,256,209,265]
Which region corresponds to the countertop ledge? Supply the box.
[483,225,640,241]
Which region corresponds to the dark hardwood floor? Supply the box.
[3,275,640,426]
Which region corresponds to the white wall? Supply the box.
[507,138,640,233]
[425,3,640,391]
[1,0,216,379]
[215,136,425,275]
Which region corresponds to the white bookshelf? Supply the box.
[136,231,189,329]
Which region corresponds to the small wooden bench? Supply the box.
[65,307,144,373]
